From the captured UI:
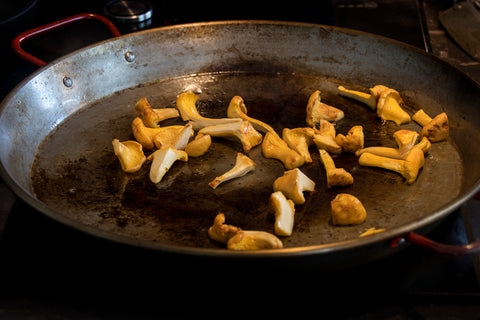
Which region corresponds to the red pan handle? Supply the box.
[390,232,480,257]
[12,13,121,67]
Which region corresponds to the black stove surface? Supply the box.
[1,0,480,318]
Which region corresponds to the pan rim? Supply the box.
[1,20,480,258]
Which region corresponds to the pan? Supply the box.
[2,16,480,263]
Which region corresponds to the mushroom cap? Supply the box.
[131,117,164,149]
[272,168,315,205]
[376,90,411,125]
[134,97,179,128]
[262,132,304,169]
[393,130,419,152]
[331,193,367,226]
[335,125,364,153]
[402,147,425,184]
[112,139,146,173]
[227,230,283,250]
[282,127,315,163]
[185,134,212,157]
[421,112,449,142]
[326,168,354,188]
[306,90,344,126]
[208,213,242,244]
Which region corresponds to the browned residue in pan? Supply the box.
[31,72,463,248]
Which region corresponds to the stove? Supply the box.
[1,0,480,317]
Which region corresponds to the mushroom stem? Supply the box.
[227,96,277,136]
[208,153,256,189]
[319,149,354,188]
[176,92,242,130]
[337,86,377,110]
[412,109,432,126]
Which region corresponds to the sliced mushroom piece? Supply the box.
[312,119,342,154]
[282,127,315,163]
[331,193,367,226]
[208,153,256,189]
[131,117,167,150]
[306,90,344,127]
[134,97,179,128]
[152,123,194,150]
[227,230,283,250]
[393,129,419,153]
[185,133,212,157]
[112,139,146,173]
[358,147,425,184]
[319,149,354,188]
[147,147,188,183]
[262,132,305,170]
[176,92,242,130]
[272,168,315,205]
[335,125,364,153]
[376,89,411,125]
[208,213,242,244]
[198,120,263,153]
[412,109,449,142]
[227,96,278,135]
[270,191,295,236]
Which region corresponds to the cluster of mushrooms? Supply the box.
[112,84,449,250]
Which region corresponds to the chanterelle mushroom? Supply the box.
[262,132,304,170]
[208,213,242,244]
[376,89,411,125]
[198,120,263,153]
[412,109,449,142]
[176,92,242,130]
[132,117,166,150]
[227,230,283,250]
[331,193,367,226]
[134,97,179,128]
[227,96,277,135]
[152,123,194,150]
[319,149,354,188]
[356,130,431,159]
[112,139,146,173]
[184,133,212,157]
[209,153,256,189]
[338,85,410,125]
[335,125,364,153]
[272,168,315,205]
[358,147,425,184]
[147,147,188,183]
[270,191,295,236]
[282,127,315,163]
[312,120,342,154]
[306,90,344,126]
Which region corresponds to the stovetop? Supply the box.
[1,0,480,317]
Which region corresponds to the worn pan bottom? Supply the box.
[31,71,463,251]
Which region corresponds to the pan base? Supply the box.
[31,72,463,249]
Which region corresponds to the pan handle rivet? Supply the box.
[63,76,73,87]
[124,51,135,63]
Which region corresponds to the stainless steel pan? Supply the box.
[2,18,480,263]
